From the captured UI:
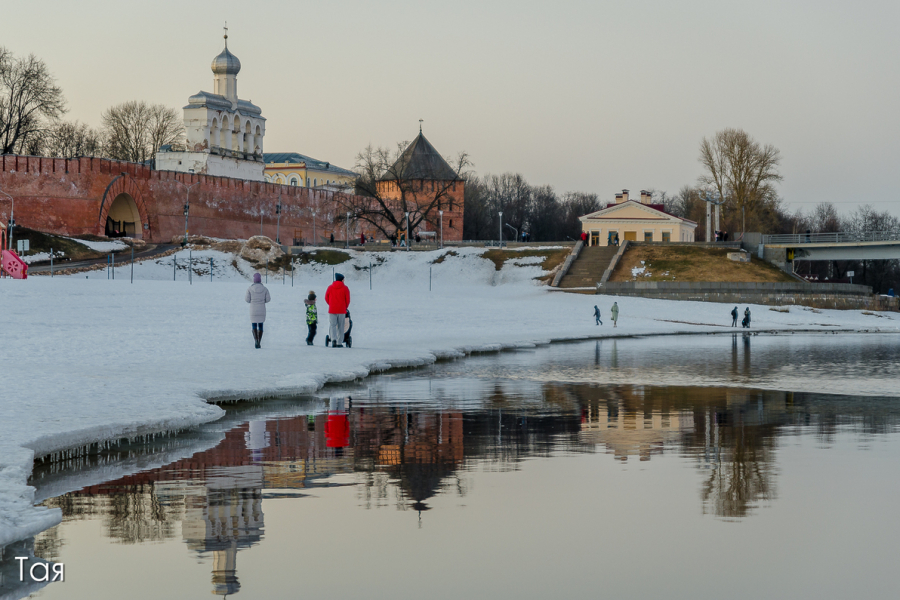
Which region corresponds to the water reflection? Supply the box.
[32,382,900,596]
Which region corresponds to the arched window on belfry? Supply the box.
[291,177,298,186]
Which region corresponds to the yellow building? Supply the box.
[579,189,697,246]
[262,152,357,191]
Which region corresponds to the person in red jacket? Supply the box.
[324,273,351,347]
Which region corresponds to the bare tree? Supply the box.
[698,128,783,232]
[339,142,469,238]
[43,120,105,158]
[0,47,67,154]
[101,101,183,163]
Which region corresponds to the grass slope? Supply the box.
[610,245,796,283]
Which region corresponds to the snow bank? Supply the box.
[64,237,129,252]
[1,245,898,550]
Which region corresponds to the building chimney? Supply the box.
[622,189,629,203]
[615,192,624,203]
[640,190,651,204]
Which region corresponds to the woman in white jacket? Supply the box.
[245,272,271,348]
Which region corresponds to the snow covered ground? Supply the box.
[63,237,129,252]
[1,245,898,549]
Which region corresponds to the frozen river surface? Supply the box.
[15,334,900,600]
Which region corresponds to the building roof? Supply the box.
[262,152,357,177]
[380,132,462,182]
[211,43,241,76]
[185,91,262,116]
[580,200,698,226]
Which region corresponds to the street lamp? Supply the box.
[275,199,282,244]
[173,180,200,246]
[439,210,444,249]
[405,211,410,252]
[498,211,503,247]
[309,207,318,246]
[346,212,350,249]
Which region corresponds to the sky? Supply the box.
[2,0,898,216]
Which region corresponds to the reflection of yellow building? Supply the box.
[579,189,697,246]
[580,402,689,461]
[263,152,357,191]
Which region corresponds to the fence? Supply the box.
[762,231,900,245]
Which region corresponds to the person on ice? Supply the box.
[245,272,271,349]
[304,291,318,346]
[593,305,603,326]
[742,307,751,328]
[325,273,350,347]
[731,306,738,327]
[611,301,619,327]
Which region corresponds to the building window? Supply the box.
[291,177,298,186]
[644,231,653,242]
[662,231,671,242]
[449,219,454,228]
[314,178,317,187]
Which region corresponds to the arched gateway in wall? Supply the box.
[98,175,150,239]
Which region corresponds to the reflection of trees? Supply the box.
[694,410,778,518]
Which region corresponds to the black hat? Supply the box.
[335,273,344,281]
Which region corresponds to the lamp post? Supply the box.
[0,187,13,250]
[405,211,410,252]
[346,212,350,249]
[498,211,503,247]
[183,202,189,246]
[275,199,282,244]
[439,210,444,249]
[310,207,318,246]
[173,180,200,246]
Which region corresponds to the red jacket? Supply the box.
[325,280,351,314]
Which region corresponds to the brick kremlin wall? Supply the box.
[0,155,464,244]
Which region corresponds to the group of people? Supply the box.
[593,302,619,327]
[245,272,353,349]
[731,306,751,328]
[714,230,730,242]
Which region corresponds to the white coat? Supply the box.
[245,283,271,322]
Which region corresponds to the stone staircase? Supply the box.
[558,245,619,289]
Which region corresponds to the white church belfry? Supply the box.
[156,29,266,181]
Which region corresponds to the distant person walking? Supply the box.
[593,305,603,326]
[325,273,350,347]
[245,273,271,349]
[305,291,318,346]
[742,307,751,329]
[329,232,335,245]
[611,301,619,327]
[731,306,738,327]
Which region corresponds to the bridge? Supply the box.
[761,231,900,261]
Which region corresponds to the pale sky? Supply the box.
[3,0,898,215]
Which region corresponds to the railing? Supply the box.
[762,231,900,245]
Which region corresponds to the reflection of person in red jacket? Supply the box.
[324,396,351,454]
[324,412,350,450]
[324,274,350,348]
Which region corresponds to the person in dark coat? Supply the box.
[742,307,751,328]
[593,305,603,326]
[304,291,318,346]
[731,306,738,327]
[329,232,335,245]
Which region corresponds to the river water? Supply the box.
[17,334,900,599]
